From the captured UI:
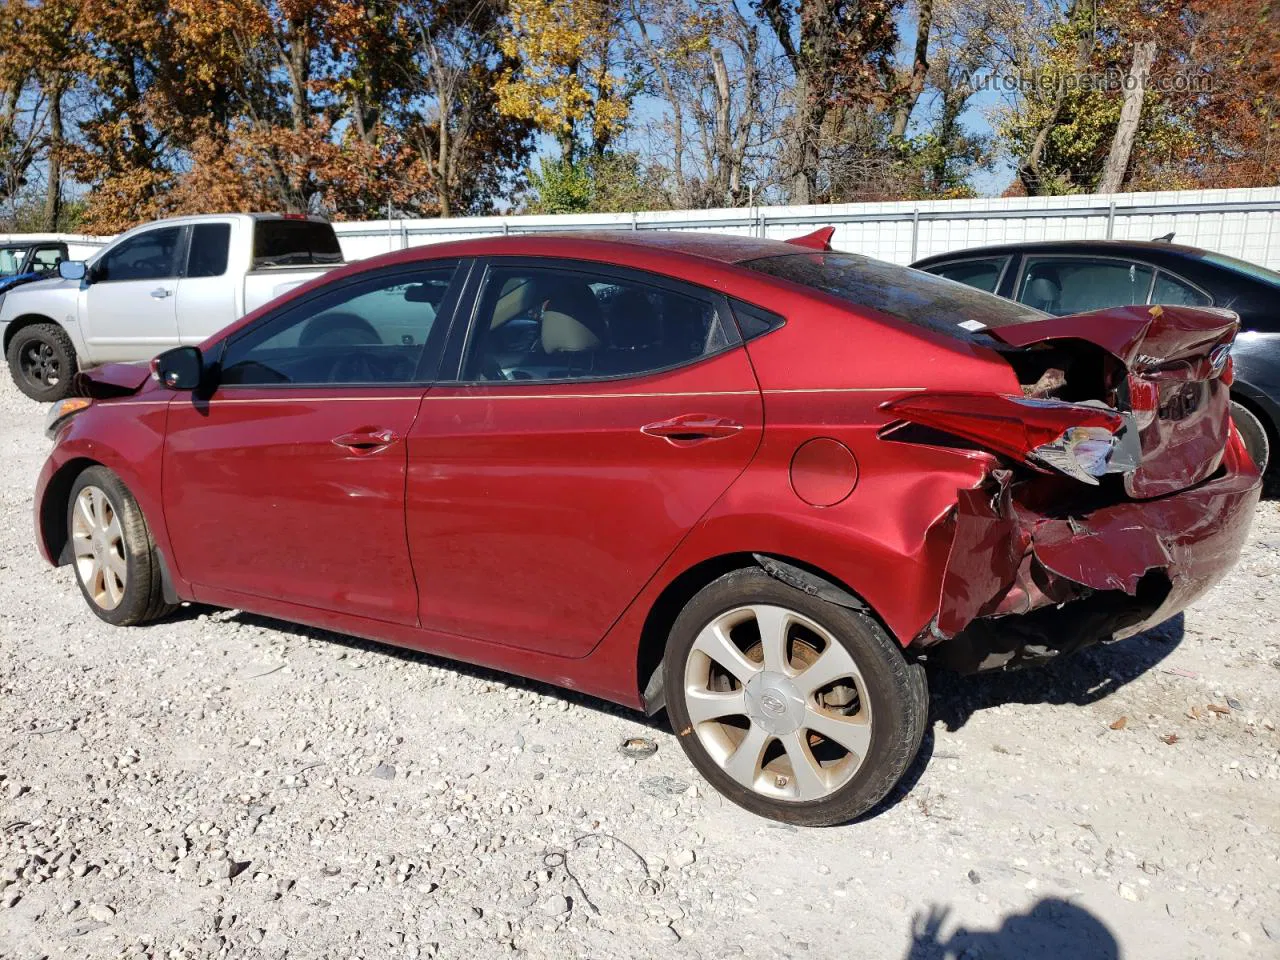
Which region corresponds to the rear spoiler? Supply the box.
[785,227,836,251]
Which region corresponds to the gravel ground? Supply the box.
[1,374,1278,960]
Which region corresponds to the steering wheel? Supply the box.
[328,352,382,384]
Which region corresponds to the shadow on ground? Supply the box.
[161,604,1183,820]
[905,900,1119,959]
[168,604,671,731]
[927,612,1185,733]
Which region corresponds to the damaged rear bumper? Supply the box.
[918,432,1261,673]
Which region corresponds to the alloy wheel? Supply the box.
[682,604,873,803]
[71,486,127,610]
[20,339,60,389]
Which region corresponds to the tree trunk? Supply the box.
[711,48,733,203]
[42,82,63,230]
[284,18,311,133]
[789,78,821,205]
[891,0,934,139]
[1097,40,1157,194]
[1018,0,1095,195]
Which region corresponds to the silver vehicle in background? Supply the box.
[0,213,344,401]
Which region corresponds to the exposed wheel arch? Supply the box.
[635,551,889,716]
[41,457,183,606]
[40,457,101,566]
[1230,391,1275,475]
[3,314,62,356]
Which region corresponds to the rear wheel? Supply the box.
[664,568,927,826]
[67,466,177,626]
[1231,400,1270,474]
[7,322,76,401]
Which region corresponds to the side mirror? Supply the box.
[58,260,87,282]
[151,346,203,391]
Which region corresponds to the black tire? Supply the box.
[66,466,177,626]
[1231,400,1270,475]
[664,567,928,826]
[7,322,77,401]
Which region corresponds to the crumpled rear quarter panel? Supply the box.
[931,431,1261,663]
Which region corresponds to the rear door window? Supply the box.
[462,262,734,382]
[1016,257,1154,316]
[187,223,232,278]
[1150,271,1212,307]
[924,257,1009,293]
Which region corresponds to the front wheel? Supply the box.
[7,322,77,401]
[664,568,928,826]
[67,466,177,626]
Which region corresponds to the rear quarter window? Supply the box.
[743,252,1044,339]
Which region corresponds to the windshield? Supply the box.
[0,246,28,277]
[1195,251,1280,289]
[741,252,1045,339]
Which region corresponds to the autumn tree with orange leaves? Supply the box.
[0,0,1275,229]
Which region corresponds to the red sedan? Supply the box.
[36,230,1260,825]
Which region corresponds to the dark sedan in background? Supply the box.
[913,239,1280,475]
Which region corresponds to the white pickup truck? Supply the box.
[1,213,345,400]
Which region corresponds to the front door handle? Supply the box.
[332,428,401,454]
[641,413,744,445]
[150,288,172,299]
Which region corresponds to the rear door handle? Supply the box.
[150,288,171,299]
[641,413,744,445]
[332,428,401,454]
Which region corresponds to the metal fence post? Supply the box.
[1106,202,1116,239]
[910,208,920,262]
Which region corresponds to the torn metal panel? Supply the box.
[925,434,1261,669]
[984,304,1240,498]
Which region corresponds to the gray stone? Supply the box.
[539,894,570,916]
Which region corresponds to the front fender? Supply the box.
[35,397,191,598]
[1,280,86,356]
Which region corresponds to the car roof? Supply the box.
[380,230,805,267]
[912,238,1214,266]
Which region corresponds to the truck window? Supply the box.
[94,227,183,283]
[253,220,343,268]
[30,246,65,275]
[0,246,27,276]
[187,223,231,278]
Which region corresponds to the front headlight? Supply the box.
[44,397,92,439]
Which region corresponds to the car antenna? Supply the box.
[1152,232,1175,243]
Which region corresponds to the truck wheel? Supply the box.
[7,323,77,401]
[664,568,928,826]
[1230,400,1270,475]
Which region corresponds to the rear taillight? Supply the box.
[1028,425,1120,484]
[881,392,1137,485]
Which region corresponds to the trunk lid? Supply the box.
[984,304,1239,498]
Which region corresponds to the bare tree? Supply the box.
[891,0,935,139]
[1097,39,1157,193]
[630,0,784,207]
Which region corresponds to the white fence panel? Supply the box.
[4,186,1278,269]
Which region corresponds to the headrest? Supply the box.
[541,310,603,353]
